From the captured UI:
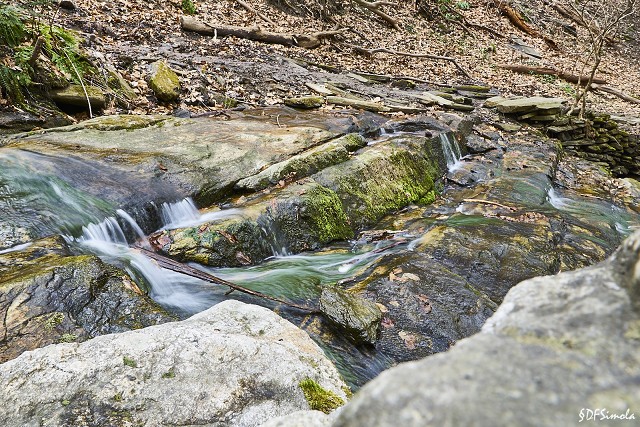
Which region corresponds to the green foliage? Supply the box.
[182,0,197,15]
[44,312,65,330]
[299,378,345,414]
[455,1,470,10]
[0,5,26,47]
[123,356,138,368]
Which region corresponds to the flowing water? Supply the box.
[3,128,640,389]
[440,133,463,171]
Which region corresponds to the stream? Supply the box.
[2,115,639,389]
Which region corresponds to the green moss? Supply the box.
[299,378,344,414]
[161,369,176,379]
[148,60,180,102]
[318,145,439,229]
[123,356,138,368]
[44,312,65,331]
[58,333,78,343]
[284,96,324,109]
[304,185,353,243]
[61,399,70,406]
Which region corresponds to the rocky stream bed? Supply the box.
[1,101,640,426]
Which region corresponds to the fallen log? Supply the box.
[351,0,400,30]
[592,84,640,104]
[499,64,607,85]
[495,1,559,49]
[136,246,320,313]
[180,15,345,49]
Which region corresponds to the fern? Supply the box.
[0,65,26,104]
[0,5,26,47]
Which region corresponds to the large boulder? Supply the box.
[0,300,349,427]
[0,236,175,363]
[331,229,640,427]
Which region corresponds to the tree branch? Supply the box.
[234,0,276,26]
[351,0,400,30]
[353,46,471,79]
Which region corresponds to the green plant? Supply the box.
[299,378,344,414]
[456,1,471,10]
[44,312,65,330]
[123,356,138,368]
[0,5,26,47]
[182,0,197,15]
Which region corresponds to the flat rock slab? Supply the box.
[0,113,346,244]
[0,300,348,427]
[491,96,567,114]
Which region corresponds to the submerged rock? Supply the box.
[151,180,354,266]
[332,229,640,427]
[319,285,382,345]
[0,300,348,427]
[0,236,175,363]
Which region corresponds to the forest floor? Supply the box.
[10,0,640,123]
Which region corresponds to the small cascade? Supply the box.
[68,216,216,314]
[160,197,241,229]
[439,133,463,171]
[546,188,572,210]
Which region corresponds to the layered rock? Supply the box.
[332,228,640,427]
[0,300,348,427]
[152,133,449,266]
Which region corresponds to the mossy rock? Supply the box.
[312,135,445,230]
[148,60,180,102]
[0,236,175,363]
[319,285,381,345]
[48,84,106,109]
[234,133,366,192]
[285,96,324,109]
[299,378,345,414]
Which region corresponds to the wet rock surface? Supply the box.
[331,229,640,427]
[0,236,175,363]
[0,300,348,427]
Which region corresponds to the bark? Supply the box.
[181,15,340,49]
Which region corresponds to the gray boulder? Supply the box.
[0,300,348,427]
[332,229,640,427]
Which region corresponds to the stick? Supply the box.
[61,49,93,118]
[592,83,640,104]
[234,0,276,26]
[463,198,515,210]
[181,16,329,48]
[136,247,320,313]
[353,46,471,79]
[351,0,400,30]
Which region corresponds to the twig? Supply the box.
[353,46,471,79]
[351,0,400,30]
[61,49,93,118]
[462,198,515,210]
[136,247,320,313]
[234,0,276,26]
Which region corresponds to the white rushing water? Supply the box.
[440,133,463,172]
[68,210,217,313]
[160,198,241,229]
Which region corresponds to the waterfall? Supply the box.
[440,133,462,171]
[160,197,241,229]
[546,187,572,210]
[68,215,215,314]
